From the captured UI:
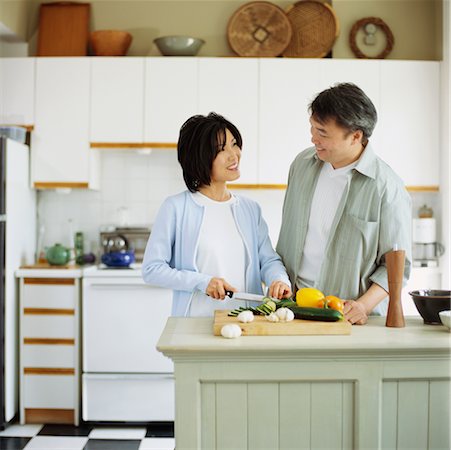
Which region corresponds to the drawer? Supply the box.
[22,315,76,339]
[23,374,76,409]
[22,344,75,368]
[82,374,174,421]
[22,280,78,309]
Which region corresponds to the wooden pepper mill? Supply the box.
[385,244,406,328]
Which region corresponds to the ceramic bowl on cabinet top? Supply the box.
[153,35,205,56]
[438,311,451,331]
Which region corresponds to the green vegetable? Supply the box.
[275,298,296,309]
[285,305,343,322]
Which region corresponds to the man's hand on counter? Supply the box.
[343,300,368,325]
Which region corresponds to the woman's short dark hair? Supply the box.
[177,112,242,192]
[309,82,377,145]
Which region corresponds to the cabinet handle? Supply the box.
[24,308,75,315]
[24,367,75,375]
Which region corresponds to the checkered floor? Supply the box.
[0,423,174,449]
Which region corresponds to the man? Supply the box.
[276,83,412,325]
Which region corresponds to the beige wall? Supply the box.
[1,0,444,59]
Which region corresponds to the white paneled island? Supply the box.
[157,316,450,450]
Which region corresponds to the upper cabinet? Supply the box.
[90,58,145,144]
[3,57,439,190]
[144,57,198,144]
[198,58,259,184]
[32,58,99,189]
[0,58,35,126]
[259,59,439,187]
[377,61,439,187]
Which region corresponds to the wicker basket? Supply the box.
[90,30,133,56]
[227,1,293,57]
[283,0,339,58]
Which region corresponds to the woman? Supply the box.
[142,112,291,316]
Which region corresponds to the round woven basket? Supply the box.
[90,30,133,56]
[227,1,293,57]
[283,0,339,58]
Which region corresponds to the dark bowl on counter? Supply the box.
[409,290,451,325]
[101,250,135,267]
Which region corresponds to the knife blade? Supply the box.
[225,290,267,302]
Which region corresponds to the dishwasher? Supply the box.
[82,266,174,422]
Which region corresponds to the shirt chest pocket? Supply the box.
[333,214,379,263]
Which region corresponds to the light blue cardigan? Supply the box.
[142,191,290,316]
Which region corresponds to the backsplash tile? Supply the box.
[36,151,443,261]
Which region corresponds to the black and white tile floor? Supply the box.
[0,423,175,450]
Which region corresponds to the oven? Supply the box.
[82,266,173,421]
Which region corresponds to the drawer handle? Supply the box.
[24,338,75,345]
[24,278,75,285]
[24,308,75,316]
[24,367,75,375]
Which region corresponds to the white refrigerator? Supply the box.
[0,127,36,429]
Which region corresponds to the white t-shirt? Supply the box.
[188,192,248,316]
[297,160,358,287]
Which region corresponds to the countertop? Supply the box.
[15,263,143,278]
[157,316,451,361]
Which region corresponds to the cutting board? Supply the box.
[213,310,352,336]
[37,2,90,56]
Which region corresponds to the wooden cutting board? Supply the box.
[213,310,352,336]
[37,2,90,56]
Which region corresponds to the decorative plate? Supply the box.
[227,1,293,57]
[283,0,339,58]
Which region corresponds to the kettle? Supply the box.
[46,243,71,266]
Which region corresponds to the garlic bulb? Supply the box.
[221,324,242,338]
[265,312,280,322]
[275,307,295,322]
[237,310,254,323]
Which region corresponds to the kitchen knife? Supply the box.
[225,290,267,302]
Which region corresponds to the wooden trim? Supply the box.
[90,142,177,149]
[0,124,34,132]
[33,182,89,189]
[227,183,287,190]
[24,367,75,375]
[406,186,439,192]
[25,408,75,425]
[24,308,75,316]
[227,184,440,193]
[24,338,75,345]
[24,278,75,285]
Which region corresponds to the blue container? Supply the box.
[101,250,135,267]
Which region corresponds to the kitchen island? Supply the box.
[157,316,450,450]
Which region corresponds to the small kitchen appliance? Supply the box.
[412,213,445,267]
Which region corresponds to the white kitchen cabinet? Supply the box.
[199,58,259,184]
[144,57,198,144]
[17,270,82,426]
[90,57,145,143]
[32,58,99,189]
[0,58,35,126]
[378,60,440,186]
[82,269,174,421]
[259,58,322,184]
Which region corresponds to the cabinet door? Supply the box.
[144,57,198,144]
[199,58,259,184]
[0,58,35,125]
[259,59,322,184]
[378,61,440,186]
[90,58,144,143]
[32,58,97,187]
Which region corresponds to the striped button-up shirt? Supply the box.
[276,144,412,316]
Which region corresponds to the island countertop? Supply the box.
[157,316,450,360]
[158,315,450,449]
